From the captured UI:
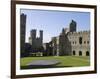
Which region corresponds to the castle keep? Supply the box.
[20,13,90,57]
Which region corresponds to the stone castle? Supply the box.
[51,20,90,56]
[29,29,43,52]
[20,13,90,57]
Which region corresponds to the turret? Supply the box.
[40,30,43,44]
[30,29,36,39]
[69,20,77,32]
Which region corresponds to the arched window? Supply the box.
[79,51,82,56]
[84,41,86,44]
[73,51,75,55]
[79,37,82,44]
[86,51,89,56]
[87,41,89,44]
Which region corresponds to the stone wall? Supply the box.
[51,20,90,56]
[67,31,90,56]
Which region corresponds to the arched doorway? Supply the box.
[86,51,89,56]
[79,51,82,56]
[73,50,75,55]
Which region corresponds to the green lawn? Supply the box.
[20,56,90,69]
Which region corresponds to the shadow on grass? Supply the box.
[21,65,72,70]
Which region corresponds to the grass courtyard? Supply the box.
[20,56,90,69]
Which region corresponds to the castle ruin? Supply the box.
[29,29,43,52]
[20,13,90,57]
[51,20,90,56]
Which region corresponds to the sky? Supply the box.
[20,9,90,43]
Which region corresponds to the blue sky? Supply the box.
[21,9,90,43]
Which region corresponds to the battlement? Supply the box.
[67,30,90,36]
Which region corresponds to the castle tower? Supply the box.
[69,20,77,32]
[40,30,43,45]
[62,28,66,35]
[30,29,36,39]
[30,29,37,49]
[20,13,26,55]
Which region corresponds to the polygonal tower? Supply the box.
[30,29,36,39]
[20,13,26,55]
[40,30,43,45]
[30,29,37,49]
[69,20,77,32]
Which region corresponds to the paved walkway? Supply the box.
[27,59,60,67]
